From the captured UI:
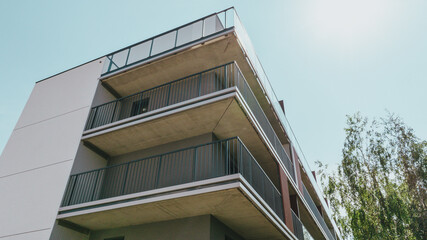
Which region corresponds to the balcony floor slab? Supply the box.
[82,93,280,188]
[58,176,291,240]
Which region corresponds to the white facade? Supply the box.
[0,59,104,239]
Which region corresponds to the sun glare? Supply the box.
[304,0,397,51]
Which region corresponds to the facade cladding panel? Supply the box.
[0,59,104,239]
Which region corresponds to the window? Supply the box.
[130,98,149,116]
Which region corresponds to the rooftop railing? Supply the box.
[61,137,284,223]
[302,184,335,240]
[292,209,304,240]
[85,62,295,183]
[101,8,235,76]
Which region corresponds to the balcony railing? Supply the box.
[302,184,335,240]
[99,7,339,236]
[61,137,284,222]
[101,8,235,76]
[86,62,232,130]
[85,62,296,183]
[292,210,304,240]
[232,9,341,238]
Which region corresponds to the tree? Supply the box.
[318,113,426,240]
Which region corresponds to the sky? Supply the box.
[1,0,426,174]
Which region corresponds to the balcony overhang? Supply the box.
[100,31,289,144]
[298,162,336,239]
[287,164,328,239]
[57,175,293,240]
[299,198,326,240]
[82,90,279,186]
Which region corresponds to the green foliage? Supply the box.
[318,113,426,240]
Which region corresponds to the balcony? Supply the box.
[58,137,292,239]
[91,6,340,238]
[85,63,233,131]
[96,11,339,237]
[98,8,290,150]
[302,184,336,240]
[84,62,295,185]
[101,9,234,78]
[100,7,237,99]
[292,210,304,240]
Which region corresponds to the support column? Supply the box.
[279,167,294,233]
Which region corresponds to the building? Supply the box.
[0,8,341,240]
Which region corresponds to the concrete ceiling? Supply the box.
[84,98,232,157]
[63,187,289,240]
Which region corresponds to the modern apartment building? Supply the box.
[0,8,341,240]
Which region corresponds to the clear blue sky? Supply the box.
[1,0,426,172]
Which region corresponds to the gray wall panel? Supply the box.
[15,59,105,129]
[0,59,104,239]
[0,161,73,238]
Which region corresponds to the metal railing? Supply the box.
[86,62,233,130]
[303,225,315,240]
[230,64,296,182]
[302,184,335,240]
[232,9,341,238]
[101,8,235,76]
[99,7,339,236]
[61,137,284,222]
[292,210,304,240]
[85,62,296,183]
